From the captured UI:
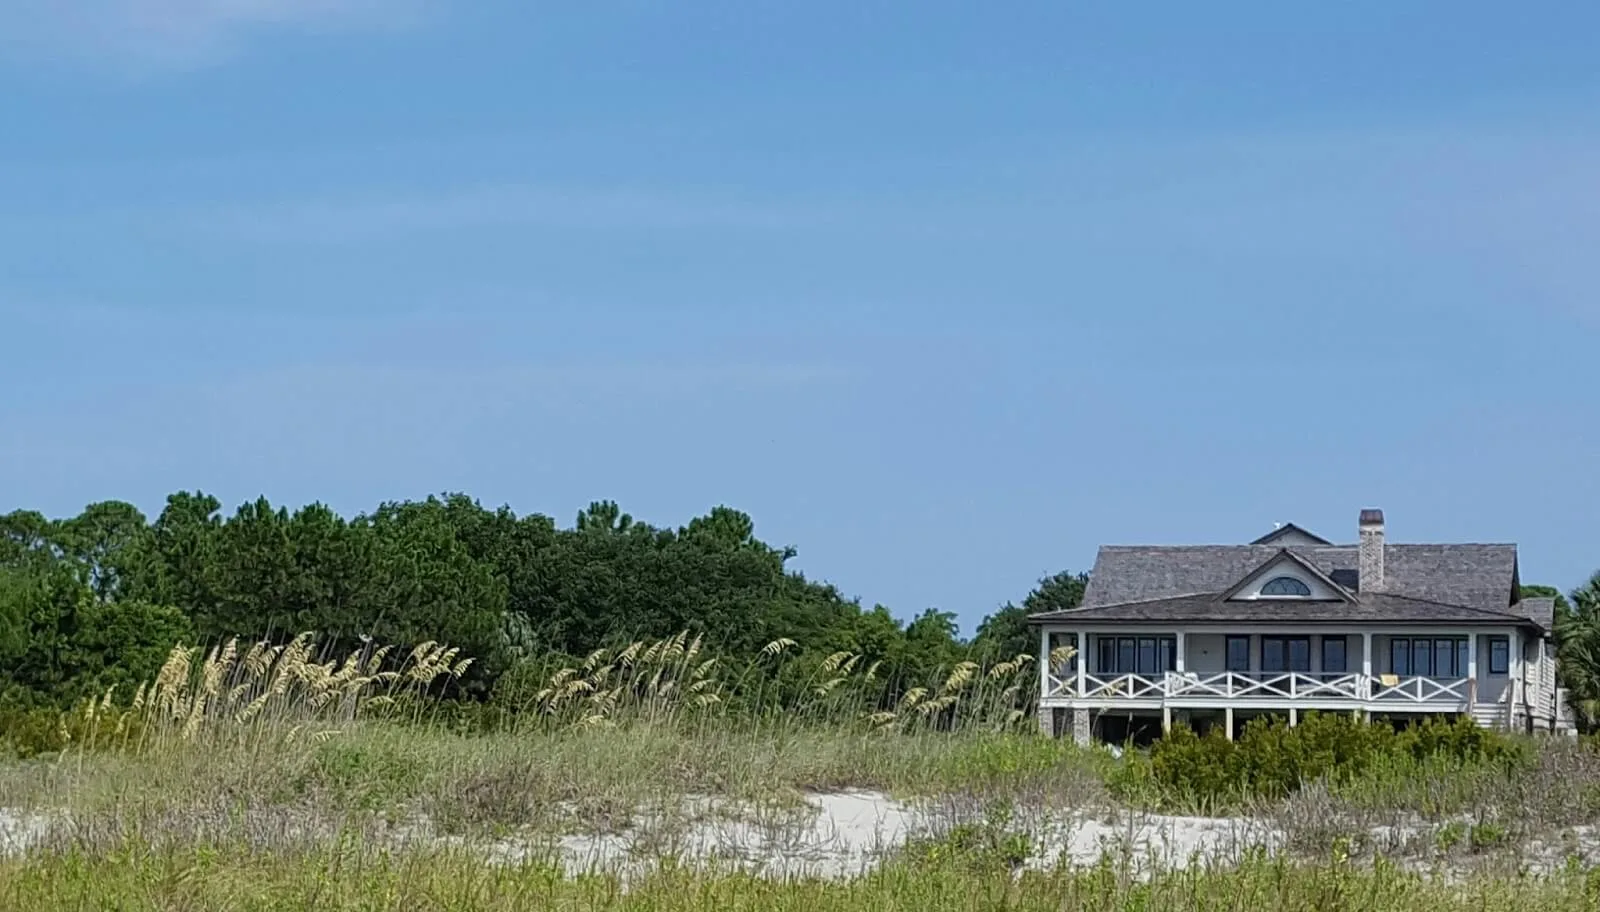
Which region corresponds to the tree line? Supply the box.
[6,490,1598,729]
[0,492,1086,711]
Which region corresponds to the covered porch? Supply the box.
[1038,625,1526,740]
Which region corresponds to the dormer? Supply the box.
[1220,549,1354,602]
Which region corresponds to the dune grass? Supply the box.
[0,843,1595,912]
[4,631,1600,907]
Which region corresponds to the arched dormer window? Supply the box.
[1260,576,1312,597]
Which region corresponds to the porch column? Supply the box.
[1510,629,1523,722]
[1466,632,1478,710]
[1361,632,1372,702]
[1076,630,1087,696]
[1038,626,1050,700]
[1174,631,1186,673]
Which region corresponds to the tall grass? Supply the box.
[6,629,1600,897]
[65,633,473,755]
[493,630,1041,734]
[0,843,1595,911]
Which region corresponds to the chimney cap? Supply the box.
[1359,509,1385,526]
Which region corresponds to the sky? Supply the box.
[3,2,1599,634]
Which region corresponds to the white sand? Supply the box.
[5,792,1594,881]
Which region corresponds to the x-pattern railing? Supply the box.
[1045,671,1472,705]
[1369,675,1469,704]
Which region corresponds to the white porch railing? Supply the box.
[1043,671,1474,706]
[1169,671,1366,701]
[1368,675,1470,704]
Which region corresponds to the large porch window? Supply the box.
[1390,636,1469,677]
[1095,635,1176,676]
[1322,636,1348,674]
[1261,636,1311,673]
[1225,636,1250,672]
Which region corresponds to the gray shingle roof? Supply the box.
[1076,544,1517,614]
[1030,538,1538,631]
[1511,596,1555,633]
[1030,591,1539,627]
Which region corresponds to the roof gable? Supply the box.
[1250,523,1333,547]
[1217,549,1355,603]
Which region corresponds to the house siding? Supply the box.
[1537,640,1548,728]
[1474,633,1511,707]
[1185,634,1228,673]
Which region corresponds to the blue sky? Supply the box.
[3,2,1599,633]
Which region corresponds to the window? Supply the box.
[1489,637,1509,675]
[1096,635,1176,676]
[1260,576,1312,597]
[1137,638,1157,675]
[1226,636,1251,673]
[1322,636,1347,674]
[1262,636,1311,672]
[1391,639,1410,676]
[1389,637,1469,677]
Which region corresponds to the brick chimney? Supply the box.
[1358,509,1385,591]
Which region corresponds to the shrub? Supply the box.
[896,801,1034,876]
[1147,713,1529,808]
[0,698,146,759]
[1149,724,1246,804]
[1395,715,1527,766]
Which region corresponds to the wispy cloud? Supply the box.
[169,184,836,242]
[0,0,424,69]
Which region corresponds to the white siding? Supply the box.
[1543,639,1557,724]
[1522,636,1554,728]
[1474,633,1511,706]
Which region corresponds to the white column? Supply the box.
[1361,632,1372,701]
[1466,631,1478,709]
[1174,631,1186,673]
[1510,629,1523,720]
[1039,626,1050,698]
[1076,630,1087,696]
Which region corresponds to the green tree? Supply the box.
[57,501,149,602]
[973,570,1089,663]
[1553,573,1600,730]
[124,491,223,620]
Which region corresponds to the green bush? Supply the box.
[1147,713,1528,808]
[303,737,430,811]
[1149,724,1247,803]
[896,801,1034,876]
[0,700,144,759]
[1395,715,1527,766]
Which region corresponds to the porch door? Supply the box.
[1261,636,1311,674]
